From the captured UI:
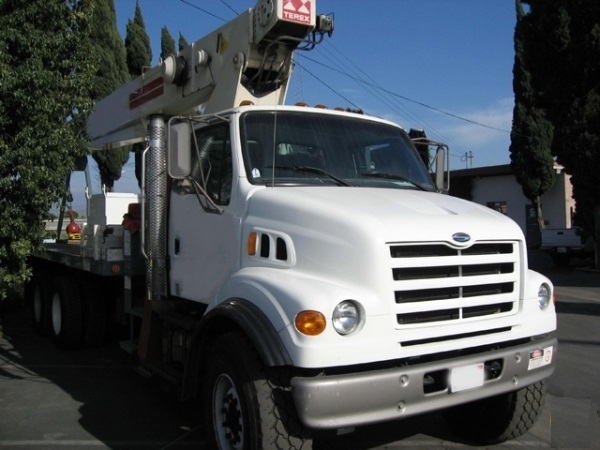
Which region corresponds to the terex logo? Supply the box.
[283,0,311,24]
[283,11,310,23]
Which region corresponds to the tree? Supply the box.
[125,1,152,77]
[179,32,190,51]
[509,0,556,232]
[89,0,131,192]
[161,26,176,61]
[0,0,95,299]
[520,0,600,264]
[125,1,153,187]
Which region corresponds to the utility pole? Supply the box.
[461,151,473,168]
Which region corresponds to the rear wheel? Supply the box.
[50,276,83,350]
[442,381,546,444]
[27,275,53,336]
[202,331,312,450]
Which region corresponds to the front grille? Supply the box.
[390,242,520,328]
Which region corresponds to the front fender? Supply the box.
[181,296,293,401]
[213,267,374,367]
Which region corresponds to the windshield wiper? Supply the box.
[361,171,429,191]
[271,165,350,186]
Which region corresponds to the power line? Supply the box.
[178,0,227,22]
[294,61,362,110]
[299,54,511,134]
[310,41,473,159]
[218,0,240,16]
[174,1,502,164]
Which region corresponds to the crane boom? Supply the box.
[88,0,332,151]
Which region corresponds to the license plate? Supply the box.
[557,247,567,253]
[450,363,484,392]
[528,346,553,370]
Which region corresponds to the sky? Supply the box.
[70,0,519,208]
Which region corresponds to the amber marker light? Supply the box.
[295,310,326,336]
[247,231,257,256]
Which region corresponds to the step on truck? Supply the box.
[28,0,557,448]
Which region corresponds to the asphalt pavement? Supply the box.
[0,250,598,449]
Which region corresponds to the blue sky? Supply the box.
[72,0,518,205]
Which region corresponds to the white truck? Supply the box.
[28,0,557,448]
[540,226,593,267]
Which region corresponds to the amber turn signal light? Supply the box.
[295,310,326,336]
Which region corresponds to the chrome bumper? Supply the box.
[291,337,557,429]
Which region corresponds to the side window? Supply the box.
[191,122,232,206]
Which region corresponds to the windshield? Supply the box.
[240,111,436,191]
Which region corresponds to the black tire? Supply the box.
[27,275,53,336]
[201,331,312,450]
[50,276,83,350]
[442,381,546,444]
[79,277,106,348]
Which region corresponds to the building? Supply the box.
[449,163,574,248]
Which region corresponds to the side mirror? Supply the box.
[168,120,192,179]
[434,145,450,193]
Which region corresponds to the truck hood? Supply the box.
[247,186,524,244]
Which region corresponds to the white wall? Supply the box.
[470,174,527,230]
[463,168,574,238]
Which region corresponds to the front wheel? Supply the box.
[442,381,546,444]
[201,331,312,450]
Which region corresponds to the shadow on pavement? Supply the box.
[0,302,481,449]
[0,302,205,449]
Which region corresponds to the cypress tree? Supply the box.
[521,0,600,262]
[509,0,556,232]
[125,1,152,76]
[90,0,131,192]
[125,1,153,187]
[161,26,176,61]
[179,32,190,51]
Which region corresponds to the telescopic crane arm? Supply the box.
[88,0,333,151]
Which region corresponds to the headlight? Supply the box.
[332,300,361,335]
[537,284,551,310]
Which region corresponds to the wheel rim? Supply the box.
[51,293,62,336]
[213,373,244,450]
[33,285,42,323]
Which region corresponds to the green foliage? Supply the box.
[125,2,152,188]
[179,32,190,51]
[161,26,176,61]
[519,0,600,234]
[0,0,95,299]
[89,0,131,191]
[510,0,556,229]
[125,1,152,77]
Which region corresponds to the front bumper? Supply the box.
[291,336,556,429]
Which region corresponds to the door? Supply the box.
[168,120,240,303]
